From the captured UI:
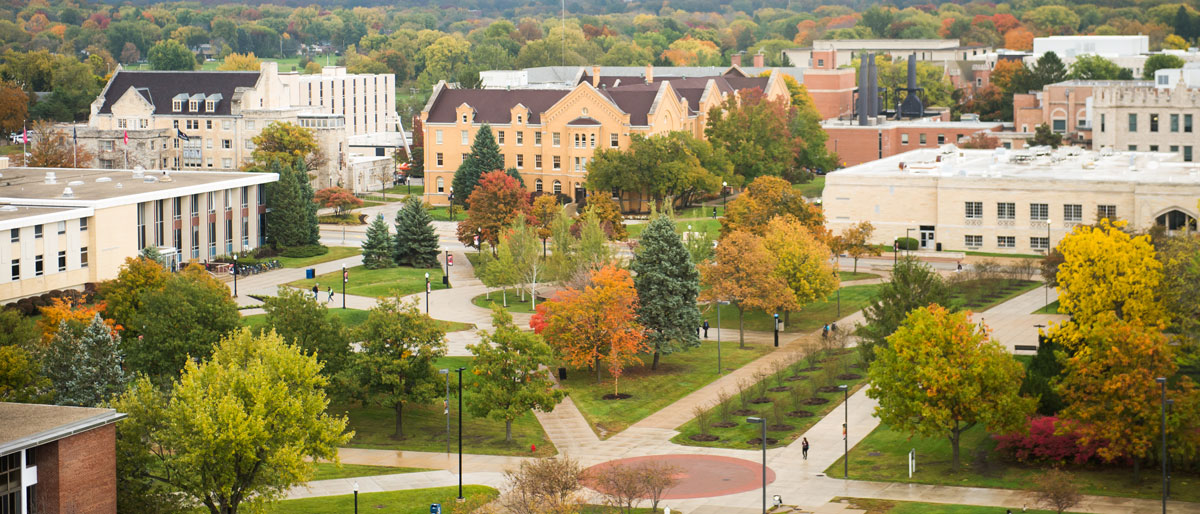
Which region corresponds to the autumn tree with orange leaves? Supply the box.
[532,265,647,396]
[699,230,794,348]
[37,297,119,344]
[457,170,531,249]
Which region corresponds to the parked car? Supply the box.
[9,133,25,145]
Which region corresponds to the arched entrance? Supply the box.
[1155,209,1198,232]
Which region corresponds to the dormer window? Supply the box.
[461,113,468,123]
[517,114,523,124]
[173,100,182,112]
[206,100,215,112]
[189,100,199,111]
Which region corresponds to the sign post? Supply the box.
[430,504,441,514]
[908,449,916,478]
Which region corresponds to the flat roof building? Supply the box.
[824,146,1200,254]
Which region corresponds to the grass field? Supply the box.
[826,423,1200,502]
[471,289,538,314]
[288,265,446,299]
[317,213,366,225]
[337,356,556,456]
[1033,299,1061,314]
[839,271,879,282]
[311,462,431,481]
[275,246,361,268]
[700,284,882,334]
[793,176,825,197]
[263,485,497,514]
[948,279,1040,312]
[126,56,307,72]
[241,308,370,333]
[424,206,460,222]
[835,498,1083,514]
[626,218,721,239]
[675,205,725,218]
[560,340,772,437]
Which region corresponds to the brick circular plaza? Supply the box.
[583,454,776,500]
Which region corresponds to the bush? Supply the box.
[994,416,1101,465]
[280,245,329,258]
[895,237,919,251]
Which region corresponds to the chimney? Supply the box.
[753,51,765,68]
[867,53,878,116]
[731,53,742,67]
[592,65,600,87]
[645,64,653,84]
[858,52,871,126]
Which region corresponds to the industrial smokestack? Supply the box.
[867,54,878,117]
[858,52,871,125]
[899,53,926,119]
[907,53,918,91]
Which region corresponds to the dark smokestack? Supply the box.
[907,52,918,90]
[867,54,878,117]
[858,52,871,125]
[899,53,926,119]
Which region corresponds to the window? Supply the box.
[241,187,249,208]
[461,131,469,145]
[435,130,443,145]
[1052,119,1066,132]
[997,236,1016,248]
[34,254,42,276]
[553,180,562,194]
[937,134,945,145]
[919,133,927,145]
[817,58,825,67]
[1171,145,1179,153]
[553,133,561,147]
[1064,204,1082,222]
[57,221,65,234]
[1031,237,1050,251]
[1159,74,1170,86]
[1030,203,1048,221]
[222,158,232,168]
[172,199,181,221]
[1186,146,1194,162]
[1098,204,1117,220]
[964,235,982,248]
[1150,113,1159,132]
[535,132,541,146]
[223,120,232,130]
[997,202,1015,220]
[553,155,561,170]
[1100,114,1106,132]
[461,113,468,123]
[535,155,542,169]
[206,138,213,149]
[118,119,127,129]
[436,177,444,193]
[535,179,543,192]
[10,259,17,280]
[1171,114,1179,132]
[1186,114,1194,133]
[9,229,16,242]
[209,221,216,257]
[965,201,983,219]
[516,131,523,145]
[610,133,619,147]
[573,134,581,148]
[590,134,596,147]
[498,131,505,145]
[101,140,114,151]
[516,154,524,168]
[173,99,182,111]
[245,139,254,150]
[57,251,65,272]
[1128,113,1137,132]
[207,193,215,213]
[1151,145,1159,152]
[191,194,199,217]
[222,139,231,149]
[33,225,41,239]
[436,153,444,167]
[1129,145,1138,151]
[80,247,88,268]
[225,218,233,254]
[246,121,255,130]
[901,133,909,145]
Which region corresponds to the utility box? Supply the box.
[305,268,315,279]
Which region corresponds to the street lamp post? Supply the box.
[1167,398,1175,499]
[1157,376,1168,514]
[722,181,728,208]
[341,264,346,310]
[839,384,849,479]
[425,272,431,315]
[773,313,779,347]
[440,368,450,454]
[1044,219,1053,310]
[456,367,466,502]
[353,482,358,514]
[747,416,766,514]
[893,238,898,267]
[232,254,238,297]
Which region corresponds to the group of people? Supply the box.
[311,284,335,303]
[821,322,839,339]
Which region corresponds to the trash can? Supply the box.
[936,242,942,252]
[558,367,567,380]
[305,268,315,279]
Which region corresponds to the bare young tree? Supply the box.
[500,456,588,514]
[594,463,646,513]
[692,404,712,437]
[639,461,682,512]
[1034,469,1082,514]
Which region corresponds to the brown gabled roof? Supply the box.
[97,70,261,116]
[723,76,770,92]
[425,88,569,124]
[599,90,658,126]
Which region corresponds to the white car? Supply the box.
[9,133,24,144]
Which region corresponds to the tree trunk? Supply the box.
[738,307,746,349]
[950,421,960,470]
[853,258,859,273]
[393,403,405,439]
[595,356,602,384]
[505,419,513,442]
[651,350,660,371]
[542,238,547,258]
[784,310,791,327]
[502,288,507,307]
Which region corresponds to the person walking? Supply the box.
[702,320,710,338]
[801,437,809,460]
[312,283,319,300]
[327,286,334,303]
[822,324,829,340]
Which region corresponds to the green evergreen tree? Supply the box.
[42,314,129,407]
[1030,123,1063,149]
[632,214,702,370]
[505,166,524,187]
[857,256,953,363]
[362,214,395,269]
[1020,332,1068,415]
[393,197,441,268]
[451,123,503,208]
[295,160,321,246]
[265,160,319,249]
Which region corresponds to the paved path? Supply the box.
[969,284,1067,353]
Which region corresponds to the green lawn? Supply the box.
[311,462,432,481]
[626,218,720,239]
[336,356,556,457]
[471,289,538,314]
[275,246,362,268]
[424,206,460,221]
[836,498,1082,514]
[288,265,447,299]
[560,340,772,437]
[839,271,879,282]
[793,176,825,197]
[318,213,366,225]
[242,308,370,333]
[127,56,307,72]
[1033,299,1061,314]
[826,423,1200,502]
[263,485,497,514]
[675,205,725,218]
[948,279,1041,312]
[671,349,866,449]
[700,284,882,334]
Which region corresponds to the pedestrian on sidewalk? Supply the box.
[327,286,334,303]
[831,322,838,333]
[801,437,809,460]
[702,320,710,338]
[822,324,829,340]
[312,283,319,300]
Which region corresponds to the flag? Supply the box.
[21,128,26,144]
[123,130,128,145]
[176,129,190,142]
[72,126,77,145]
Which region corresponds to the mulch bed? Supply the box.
[749,397,773,404]
[785,375,808,382]
[836,373,863,380]
[767,424,794,432]
[747,438,779,445]
[816,386,842,393]
[732,409,757,416]
[712,421,738,428]
[796,366,822,372]
[602,393,632,400]
[767,386,792,393]
[689,434,720,442]
[849,363,864,369]
[830,349,853,355]
[787,410,815,418]
[801,397,830,405]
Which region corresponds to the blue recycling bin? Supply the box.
[305,268,315,279]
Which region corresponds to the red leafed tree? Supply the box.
[314,187,362,215]
[457,170,531,249]
[532,265,647,396]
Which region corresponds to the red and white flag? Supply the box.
[123,130,128,145]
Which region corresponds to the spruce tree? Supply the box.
[295,160,321,246]
[362,214,395,269]
[451,123,503,208]
[632,214,702,370]
[265,160,320,249]
[393,196,441,268]
[42,314,130,407]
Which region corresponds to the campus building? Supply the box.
[1,402,126,514]
[0,157,277,300]
[824,146,1200,255]
[782,39,994,71]
[420,66,790,207]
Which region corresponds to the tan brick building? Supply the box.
[1092,82,1199,161]
[822,115,1003,167]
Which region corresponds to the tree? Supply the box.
[27,120,93,168]
[0,80,27,136]
[1067,54,1132,80]
[147,39,195,70]
[868,304,1033,468]
[705,89,803,182]
[251,122,327,172]
[392,196,441,268]
[698,230,793,348]
[499,456,587,514]
[261,287,352,377]
[1033,469,1082,514]
[507,215,546,310]
[0,344,51,403]
[265,160,320,249]
[585,132,728,211]
[1029,123,1064,148]
[1020,332,1068,415]
[1055,220,1164,326]
[1022,6,1080,36]
[314,186,363,215]
[110,329,351,514]
[361,214,395,269]
[100,255,169,331]
[41,314,129,407]
[581,194,627,241]
[467,308,565,441]
[530,194,561,255]
[857,256,953,362]
[1142,53,1186,80]
[838,221,880,273]
[632,215,702,370]
[1157,233,1200,366]
[126,264,241,385]
[36,296,116,344]
[409,117,425,178]
[1004,28,1035,51]
[722,176,823,236]
[533,265,648,394]
[762,217,837,324]
[452,123,504,208]
[119,42,141,64]
[479,241,520,307]
[344,296,445,438]
[457,170,531,248]
[218,52,261,71]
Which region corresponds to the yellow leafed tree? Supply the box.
[217,53,261,71]
[1054,219,1164,327]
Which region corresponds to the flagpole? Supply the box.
[22,121,27,167]
[72,126,77,168]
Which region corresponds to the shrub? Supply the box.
[994,416,1101,465]
[895,237,919,251]
[280,244,329,258]
[716,390,733,423]
[693,405,711,436]
[736,379,754,410]
[771,360,788,387]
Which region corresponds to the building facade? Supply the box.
[824,146,1200,254]
[783,39,993,71]
[0,158,277,300]
[1091,82,1200,161]
[1,402,126,514]
[822,115,1003,167]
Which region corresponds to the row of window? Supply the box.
[135,190,259,251]
[432,152,589,172]
[1125,144,1194,161]
[8,219,86,244]
[433,176,575,196]
[9,247,89,280]
[116,118,150,129]
[900,133,948,146]
[437,130,620,150]
[964,235,1049,250]
[1116,113,1195,134]
[964,202,1115,222]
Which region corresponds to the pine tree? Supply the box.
[451,123,503,208]
[393,197,441,268]
[296,160,321,246]
[265,160,320,248]
[42,314,129,407]
[632,215,702,370]
[362,214,395,269]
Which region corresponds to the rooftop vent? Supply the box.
[0,206,17,212]
[44,172,56,184]
[143,176,158,183]
[68,180,84,186]
[61,187,74,198]
[96,177,111,183]
[115,182,123,189]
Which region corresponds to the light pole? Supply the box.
[1044,219,1052,310]
[839,384,849,479]
[747,416,766,514]
[1157,376,1167,514]
[425,272,431,315]
[440,368,450,454]
[892,237,898,267]
[456,367,466,502]
[1167,398,1174,500]
[717,300,729,374]
[232,254,238,297]
[353,481,358,514]
[722,181,728,208]
[443,250,451,286]
[773,313,779,347]
[341,264,346,309]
